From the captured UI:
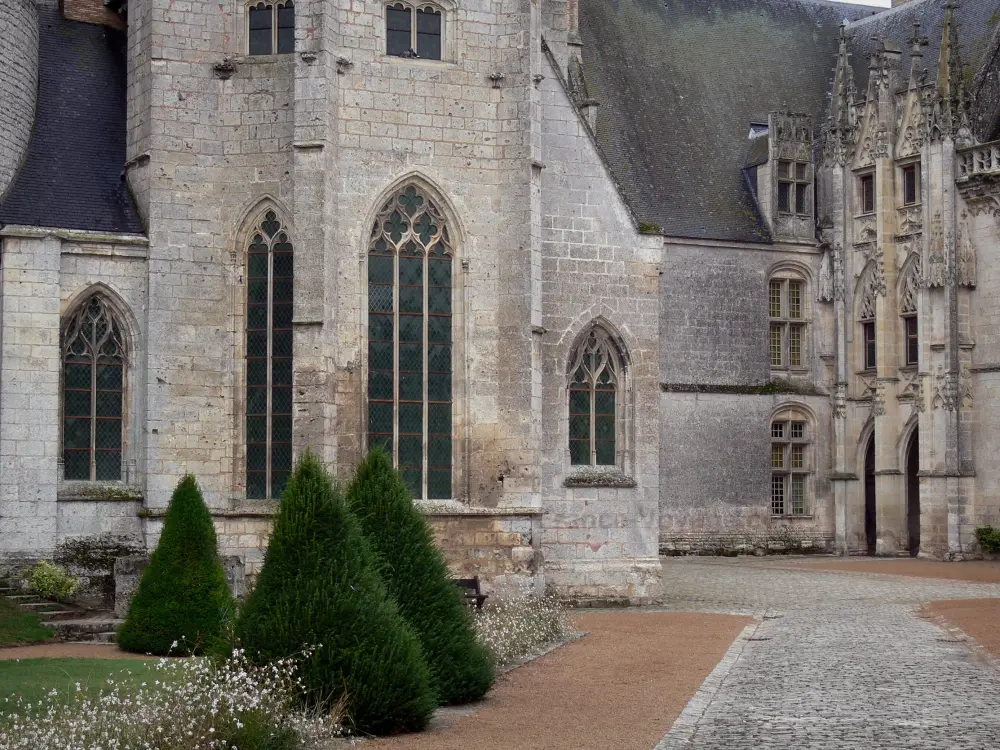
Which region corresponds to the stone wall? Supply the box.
[538,53,662,604]
[0,0,38,199]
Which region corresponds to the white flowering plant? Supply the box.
[473,592,570,668]
[0,646,343,750]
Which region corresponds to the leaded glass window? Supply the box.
[246,211,293,500]
[770,417,810,516]
[368,185,454,499]
[386,2,442,59]
[62,295,126,482]
[769,276,807,369]
[248,0,294,55]
[568,327,623,466]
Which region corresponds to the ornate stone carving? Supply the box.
[819,245,834,302]
[957,212,977,288]
[871,379,886,418]
[899,371,926,412]
[861,244,886,298]
[924,212,947,288]
[932,368,959,411]
[854,214,877,245]
[960,363,973,409]
[832,382,847,419]
[896,206,922,237]
[899,254,921,314]
[833,245,845,301]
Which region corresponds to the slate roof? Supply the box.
[847,0,1000,103]
[579,0,881,243]
[0,2,144,235]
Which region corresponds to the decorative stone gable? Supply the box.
[768,112,814,243]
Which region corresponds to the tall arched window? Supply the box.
[245,211,293,500]
[368,184,453,499]
[899,257,920,367]
[859,268,878,371]
[62,295,127,482]
[568,326,624,466]
[768,271,808,370]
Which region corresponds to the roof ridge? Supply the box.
[846,0,934,28]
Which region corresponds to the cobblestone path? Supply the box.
[654,559,1000,749]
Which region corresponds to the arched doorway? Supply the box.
[906,430,920,556]
[865,434,876,555]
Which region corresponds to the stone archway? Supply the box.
[906,429,920,557]
[865,434,876,556]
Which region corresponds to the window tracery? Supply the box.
[386,2,443,59]
[859,267,878,371]
[248,0,294,55]
[368,184,454,499]
[770,411,811,516]
[568,327,624,466]
[62,295,127,482]
[245,210,293,500]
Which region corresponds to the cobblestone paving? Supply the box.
[654,559,1000,749]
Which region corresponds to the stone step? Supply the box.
[19,601,61,609]
[42,616,123,642]
[6,594,40,601]
[37,609,77,620]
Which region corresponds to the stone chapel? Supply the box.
[2,0,1000,603]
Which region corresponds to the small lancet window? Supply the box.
[568,328,623,466]
[859,270,878,371]
[62,295,127,482]
[386,3,442,60]
[246,211,294,500]
[900,257,920,366]
[248,0,295,55]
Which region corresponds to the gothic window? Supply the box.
[386,2,442,60]
[368,184,453,499]
[248,0,294,55]
[859,171,875,215]
[62,295,127,482]
[900,163,920,206]
[568,327,624,466]
[769,275,807,369]
[770,414,810,516]
[246,211,293,500]
[900,257,920,366]
[777,161,810,216]
[859,270,877,371]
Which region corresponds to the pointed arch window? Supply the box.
[900,257,920,366]
[245,211,293,500]
[859,270,878,371]
[62,295,127,481]
[367,185,453,499]
[569,327,624,466]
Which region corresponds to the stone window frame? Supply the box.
[767,263,811,374]
[770,405,813,517]
[58,286,141,489]
[899,254,921,368]
[360,175,468,502]
[857,264,879,373]
[776,160,811,217]
[245,0,295,56]
[898,159,921,208]
[564,319,634,477]
[381,0,454,62]
[230,198,295,504]
[857,169,876,216]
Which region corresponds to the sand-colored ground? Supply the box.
[784,557,1000,583]
[0,643,153,660]
[924,599,1000,659]
[368,610,751,750]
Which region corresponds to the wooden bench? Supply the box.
[454,576,488,609]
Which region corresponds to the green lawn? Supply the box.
[0,658,163,712]
[0,597,54,647]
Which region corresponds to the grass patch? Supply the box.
[0,658,161,712]
[0,597,55,647]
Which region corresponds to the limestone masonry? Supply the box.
[2,0,1000,603]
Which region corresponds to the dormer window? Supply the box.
[777,161,810,215]
[386,3,442,60]
[248,1,294,55]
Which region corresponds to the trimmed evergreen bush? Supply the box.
[347,448,495,704]
[236,452,436,736]
[117,475,233,656]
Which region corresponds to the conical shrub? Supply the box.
[347,448,495,704]
[118,475,233,656]
[236,452,436,735]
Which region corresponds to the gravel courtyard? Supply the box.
[655,558,1000,750]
